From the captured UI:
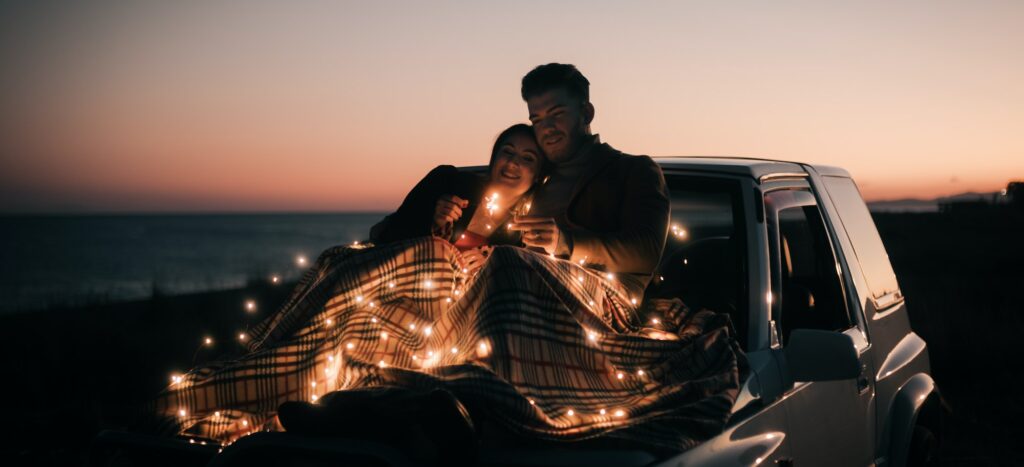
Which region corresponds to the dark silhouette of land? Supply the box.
[1,201,1021,465]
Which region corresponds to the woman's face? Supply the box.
[490,132,542,197]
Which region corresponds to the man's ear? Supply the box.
[582,102,595,125]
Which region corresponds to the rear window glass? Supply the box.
[822,176,899,300]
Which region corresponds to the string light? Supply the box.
[616,372,624,380]
[424,326,432,336]
[529,399,535,405]
[171,375,182,384]
[271,275,280,284]
[567,409,575,416]
[311,394,319,402]
[346,342,355,350]
[605,273,614,280]
[238,333,246,341]
[296,255,307,266]
[388,282,395,289]
[409,323,416,330]
[587,331,598,342]
[485,192,500,217]
[599,408,606,415]
[245,300,256,312]
[451,347,458,354]
[630,298,637,305]
[325,318,333,326]
[424,280,434,289]
[637,369,646,376]
[178,409,187,417]
[356,295,363,303]
[378,360,388,368]
[614,409,626,418]
[651,318,660,325]
[588,300,595,306]
[241,420,248,427]
[371,317,378,323]
[214,411,220,417]
[204,337,213,346]
[380,331,388,340]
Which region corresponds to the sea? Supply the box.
[0,213,386,314]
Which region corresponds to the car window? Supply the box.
[767,194,851,344]
[821,176,900,304]
[648,175,748,349]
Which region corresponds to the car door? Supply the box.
[764,187,876,466]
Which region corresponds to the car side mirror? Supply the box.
[782,329,860,383]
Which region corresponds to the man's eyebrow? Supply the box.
[529,104,567,120]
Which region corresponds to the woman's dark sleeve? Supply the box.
[369,165,458,244]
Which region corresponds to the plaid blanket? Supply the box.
[153,237,743,451]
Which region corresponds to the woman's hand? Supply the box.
[434,195,469,231]
[461,246,492,275]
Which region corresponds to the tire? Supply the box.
[907,424,938,467]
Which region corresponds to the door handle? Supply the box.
[857,363,870,394]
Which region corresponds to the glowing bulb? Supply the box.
[424,280,434,289]
[346,342,354,350]
[588,300,595,306]
[352,240,359,246]
[454,290,461,296]
[766,291,773,305]
[614,409,625,417]
[451,347,458,354]
[409,323,416,330]
[424,326,432,336]
[577,276,584,283]
[378,360,388,368]
[245,300,255,312]
[328,355,334,362]
[528,398,535,405]
[599,408,606,415]
[380,331,388,340]
[651,318,660,325]
[485,192,500,216]
[171,375,182,384]
[605,273,614,280]
[616,372,624,380]
[204,337,213,345]
[370,317,378,323]
[587,331,598,342]
[446,297,452,303]
[214,411,221,417]
[311,394,319,402]
[325,318,333,326]
[388,282,395,288]
[427,350,434,357]
[296,256,307,266]
[190,439,195,444]
[683,258,688,265]
[368,301,375,307]
[578,258,585,265]
[241,420,248,427]
[462,268,469,273]
[637,369,645,376]
[311,381,316,388]
[178,409,187,417]
[630,298,637,305]
[567,409,575,416]
[356,295,363,303]
[238,333,246,341]
[485,224,492,230]
[271,275,280,284]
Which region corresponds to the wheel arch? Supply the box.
[878,373,942,467]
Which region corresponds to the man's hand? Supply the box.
[509,217,561,255]
[434,195,469,231]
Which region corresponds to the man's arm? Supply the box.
[564,156,670,275]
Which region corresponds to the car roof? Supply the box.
[654,156,851,179]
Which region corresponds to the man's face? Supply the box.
[526,88,593,164]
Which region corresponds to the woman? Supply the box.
[369,123,544,272]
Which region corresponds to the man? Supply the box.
[510,63,670,299]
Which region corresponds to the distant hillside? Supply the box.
[867,191,999,213]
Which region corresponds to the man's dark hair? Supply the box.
[521,63,590,103]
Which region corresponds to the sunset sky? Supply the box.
[1,0,1021,213]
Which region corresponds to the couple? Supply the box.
[150,64,743,465]
[371,63,669,299]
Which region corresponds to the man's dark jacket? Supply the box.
[549,141,670,298]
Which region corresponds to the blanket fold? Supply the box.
[153,237,743,451]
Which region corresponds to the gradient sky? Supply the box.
[1,0,1021,213]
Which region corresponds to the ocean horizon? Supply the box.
[0,212,387,313]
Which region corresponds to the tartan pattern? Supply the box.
[153,237,742,451]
